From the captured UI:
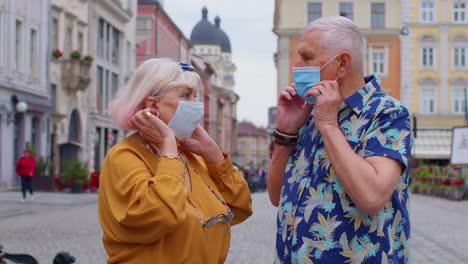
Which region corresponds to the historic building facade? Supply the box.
[273,0,402,99]
[48,0,92,179]
[0,0,50,188]
[401,0,468,162]
[86,0,137,172]
[136,0,191,65]
[236,121,270,169]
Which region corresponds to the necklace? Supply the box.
[142,138,234,228]
[179,152,234,229]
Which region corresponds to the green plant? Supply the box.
[36,157,48,176]
[60,160,88,185]
[70,50,81,59]
[52,48,63,59]
[83,55,93,62]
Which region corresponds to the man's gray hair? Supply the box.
[305,16,366,70]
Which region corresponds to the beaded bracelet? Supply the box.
[273,129,299,146]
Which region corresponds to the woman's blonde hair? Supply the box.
[110,58,202,130]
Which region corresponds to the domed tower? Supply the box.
[213,16,235,90]
[190,7,236,90]
[190,7,222,57]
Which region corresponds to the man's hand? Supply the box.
[276,84,313,134]
[305,80,343,132]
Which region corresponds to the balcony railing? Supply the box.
[61,59,92,93]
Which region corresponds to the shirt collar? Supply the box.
[344,74,381,115]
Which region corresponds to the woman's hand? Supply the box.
[179,125,224,165]
[131,108,178,154]
[276,84,313,134]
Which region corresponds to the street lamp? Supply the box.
[0,99,28,126]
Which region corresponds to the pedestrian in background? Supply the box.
[98,58,252,264]
[268,16,412,263]
[15,148,36,202]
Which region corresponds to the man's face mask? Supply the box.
[292,53,340,104]
[167,101,204,139]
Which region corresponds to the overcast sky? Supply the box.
[164,0,277,128]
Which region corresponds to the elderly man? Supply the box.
[268,16,412,264]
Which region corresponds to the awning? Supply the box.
[412,129,452,159]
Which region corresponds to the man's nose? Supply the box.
[294,61,305,67]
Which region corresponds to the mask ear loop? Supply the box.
[319,52,341,71]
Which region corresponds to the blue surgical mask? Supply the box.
[292,53,340,104]
[168,101,204,139]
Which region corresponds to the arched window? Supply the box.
[69,109,81,142]
[31,116,40,150]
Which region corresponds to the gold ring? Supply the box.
[144,111,152,119]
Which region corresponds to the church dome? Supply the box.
[190,7,219,46]
[214,16,231,53]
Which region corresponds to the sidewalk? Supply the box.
[0,191,98,205]
[0,191,98,220]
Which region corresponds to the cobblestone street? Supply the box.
[0,191,467,263]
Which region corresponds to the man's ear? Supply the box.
[339,52,352,71]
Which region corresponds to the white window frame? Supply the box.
[420,46,437,70]
[307,2,322,23]
[15,18,23,73]
[52,17,59,49]
[453,46,467,70]
[371,2,386,28]
[453,0,467,23]
[452,87,467,113]
[368,45,389,77]
[30,27,38,76]
[420,0,435,23]
[339,2,354,21]
[420,87,437,113]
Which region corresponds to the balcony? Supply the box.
[61,59,92,93]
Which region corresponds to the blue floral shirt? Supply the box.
[275,75,412,264]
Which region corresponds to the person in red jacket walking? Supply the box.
[15,148,36,201]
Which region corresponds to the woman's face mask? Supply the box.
[292,53,340,104]
[167,101,204,139]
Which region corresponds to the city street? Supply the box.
[0,191,467,263]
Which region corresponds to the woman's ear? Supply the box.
[143,97,158,109]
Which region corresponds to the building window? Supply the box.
[15,20,23,71]
[30,29,37,75]
[454,47,467,69]
[339,3,354,21]
[31,117,40,149]
[371,3,385,28]
[421,0,435,23]
[307,3,322,23]
[421,88,436,113]
[126,41,131,75]
[452,88,467,113]
[97,18,104,58]
[105,70,109,112]
[64,26,72,58]
[77,31,83,53]
[0,11,3,67]
[111,73,119,100]
[421,47,435,68]
[453,1,467,23]
[106,24,110,61]
[112,28,120,65]
[97,66,103,113]
[52,18,59,48]
[371,50,386,75]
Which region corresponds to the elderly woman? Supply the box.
[98,58,252,264]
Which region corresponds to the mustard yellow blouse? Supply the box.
[98,134,252,264]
